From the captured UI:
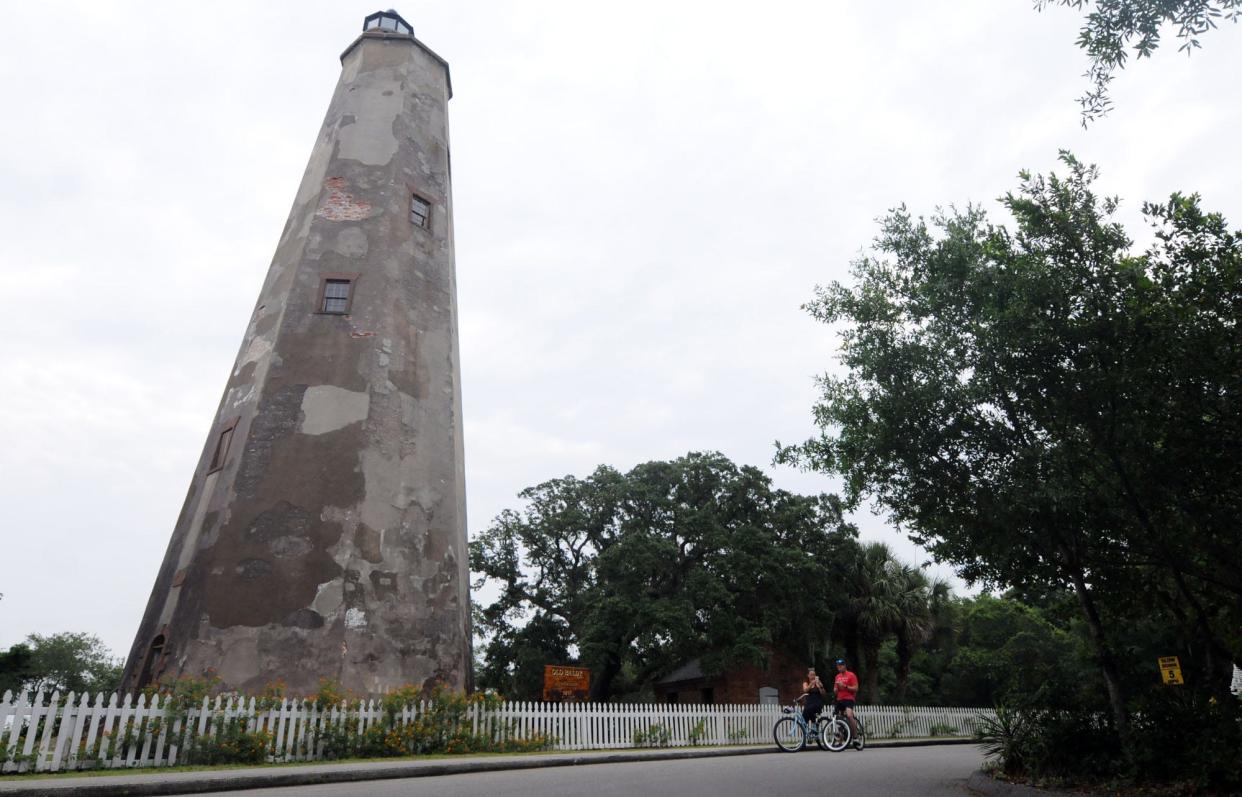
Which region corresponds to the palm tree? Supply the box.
[837,543,936,703]
[891,567,934,703]
[841,542,904,702]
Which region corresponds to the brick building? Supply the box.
[656,648,812,705]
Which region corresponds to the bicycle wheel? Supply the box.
[823,717,850,752]
[813,716,835,751]
[852,718,865,750]
[773,716,806,752]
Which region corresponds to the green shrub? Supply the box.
[979,692,1242,792]
[1127,690,1242,793]
[632,724,671,748]
[977,705,1121,780]
[976,705,1035,777]
[144,670,223,724]
[312,683,553,759]
[182,717,274,765]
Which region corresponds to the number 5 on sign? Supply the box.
[1158,656,1184,685]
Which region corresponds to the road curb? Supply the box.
[0,739,978,796]
[966,770,1080,796]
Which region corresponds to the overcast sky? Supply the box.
[1,1,1239,660]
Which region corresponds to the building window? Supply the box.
[700,687,715,705]
[322,279,351,313]
[316,273,359,315]
[410,194,431,230]
[136,634,166,691]
[208,419,238,473]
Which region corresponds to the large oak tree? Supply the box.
[470,452,859,700]
[779,153,1242,744]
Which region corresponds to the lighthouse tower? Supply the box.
[122,10,471,696]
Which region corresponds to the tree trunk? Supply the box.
[862,642,881,703]
[835,620,863,676]
[1068,565,1130,749]
[895,629,912,704]
[589,651,621,702]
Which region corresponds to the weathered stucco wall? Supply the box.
[123,27,471,697]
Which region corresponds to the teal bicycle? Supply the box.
[773,695,850,752]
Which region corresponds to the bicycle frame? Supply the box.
[792,708,819,738]
[831,706,865,748]
[773,698,826,752]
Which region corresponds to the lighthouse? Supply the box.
[123,10,471,696]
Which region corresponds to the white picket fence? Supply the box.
[0,689,993,774]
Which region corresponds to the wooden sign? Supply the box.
[543,664,590,702]
[1158,656,1184,685]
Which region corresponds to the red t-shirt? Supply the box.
[834,670,858,701]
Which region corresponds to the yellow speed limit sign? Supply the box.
[1158,656,1184,685]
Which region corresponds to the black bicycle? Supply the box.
[827,705,866,751]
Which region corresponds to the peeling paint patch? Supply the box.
[333,226,369,258]
[345,607,367,629]
[269,534,313,558]
[399,392,417,429]
[356,525,383,563]
[337,86,402,165]
[300,385,370,435]
[316,177,373,221]
[236,337,273,374]
[225,384,257,410]
[312,579,344,616]
[235,558,271,581]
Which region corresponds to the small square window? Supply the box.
[209,421,237,473]
[411,195,431,230]
[322,279,352,314]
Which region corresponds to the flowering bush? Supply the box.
[314,683,553,759]
[182,718,274,766]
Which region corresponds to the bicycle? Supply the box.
[826,705,866,751]
[773,695,846,752]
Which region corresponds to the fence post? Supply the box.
[105,692,131,770]
[136,692,158,767]
[48,690,76,772]
[86,692,112,768]
[64,691,93,770]
[35,690,65,772]
[120,692,145,768]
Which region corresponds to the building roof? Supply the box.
[656,658,705,685]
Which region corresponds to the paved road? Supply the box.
[202,745,985,797]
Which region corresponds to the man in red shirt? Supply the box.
[833,658,862,748]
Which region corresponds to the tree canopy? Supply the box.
[0,632,122,696]
[1037,0,1241,121]
[779,152,1242,740]
[470,452,860,700]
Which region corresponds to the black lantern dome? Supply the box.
[363,9,412,35]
